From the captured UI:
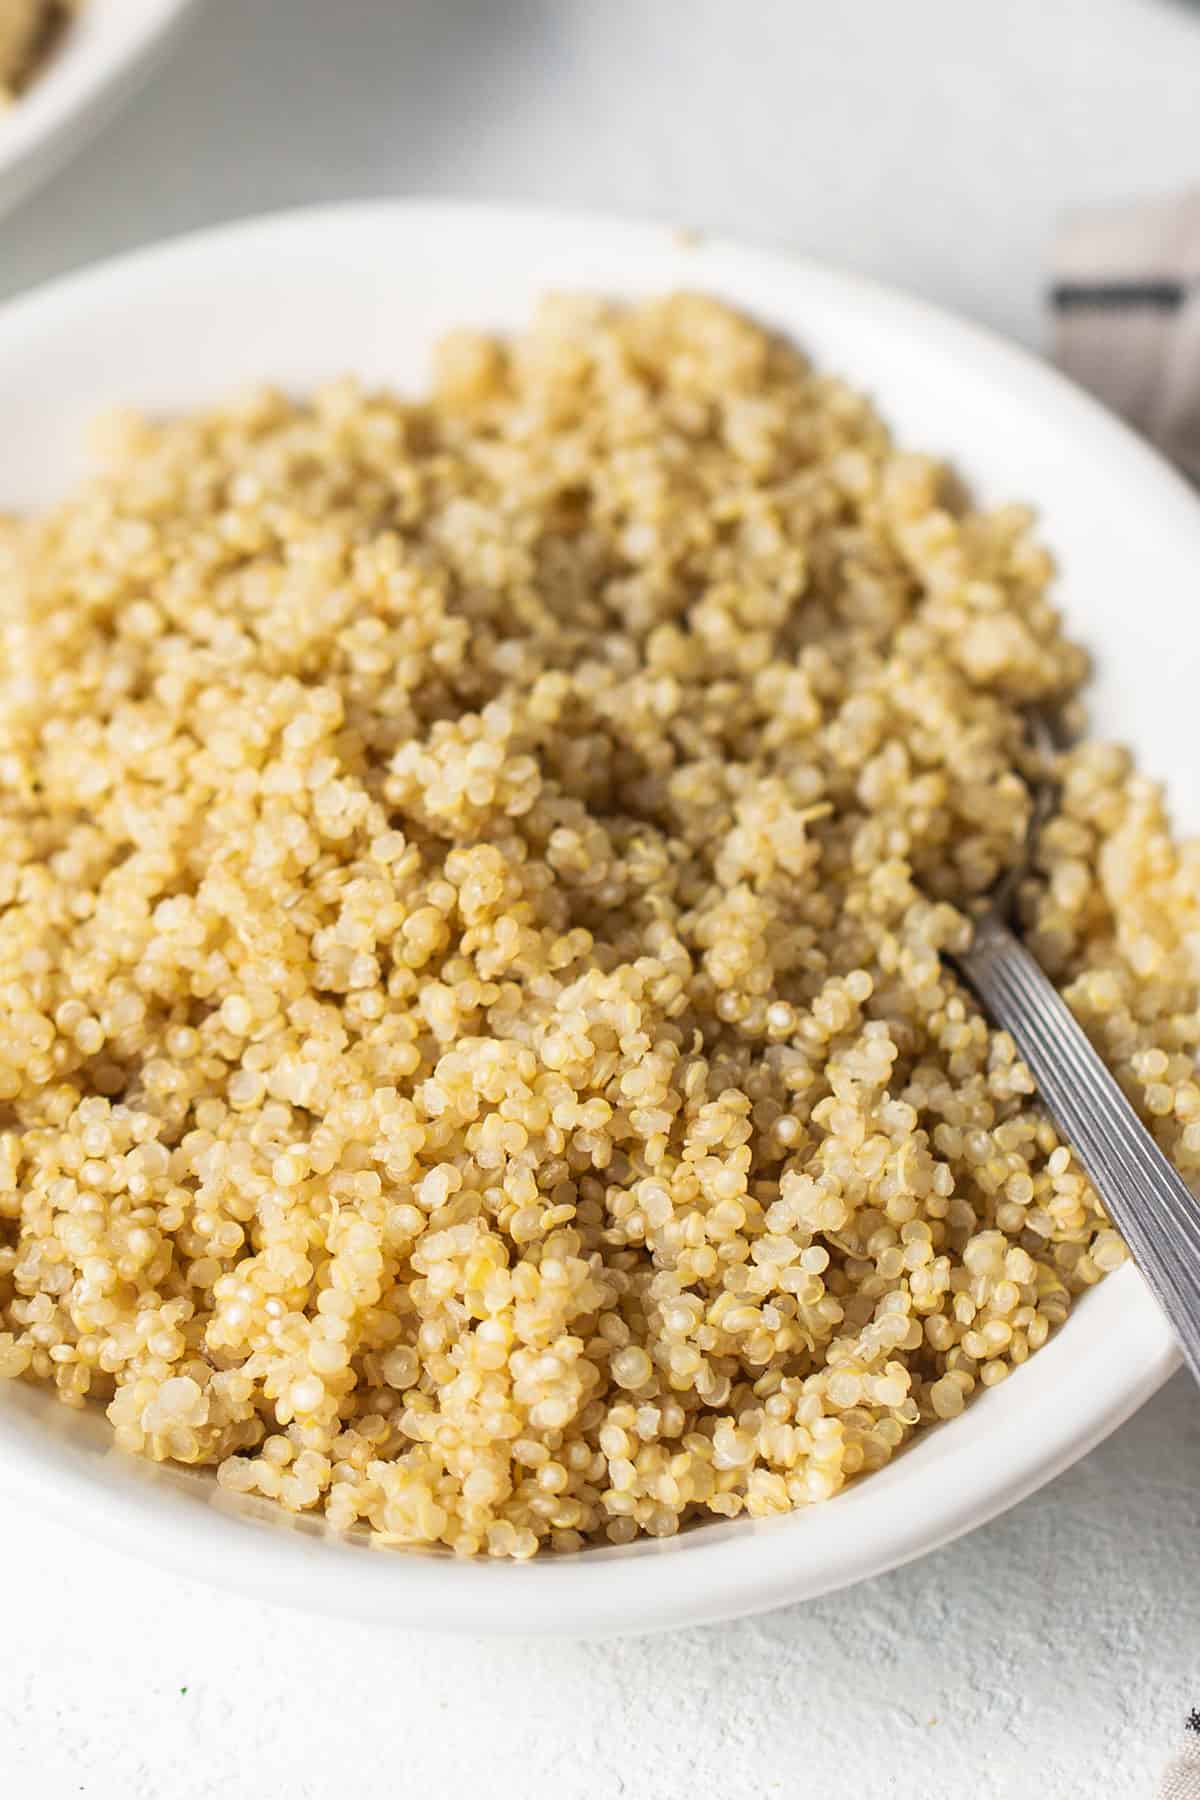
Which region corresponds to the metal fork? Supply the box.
[951,714,1200,1383]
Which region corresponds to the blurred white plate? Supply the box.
[0,0,199,220]
[0,201,1190,1635]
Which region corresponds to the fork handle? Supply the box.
[955,911,1200,1383]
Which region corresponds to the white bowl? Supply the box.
[0,201,1191,1636]
[0,0,199,221]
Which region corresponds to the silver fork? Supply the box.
[951,715,1200,1383]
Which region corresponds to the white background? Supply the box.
[4,2,1200,1795]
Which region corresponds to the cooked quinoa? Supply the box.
[0,0,67,98]
[1,293,1197,1560]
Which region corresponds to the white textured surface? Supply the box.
[5,1381,1200,1798]
[3,0,1200,1792]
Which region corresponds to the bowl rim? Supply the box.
[0,0,201,219]
[0,198,1189,1636]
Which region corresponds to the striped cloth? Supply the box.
[1157,1717,1200,1800]
[1051,191,1200,1799]
[1053,189,1200,481]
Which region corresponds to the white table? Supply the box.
[4,3,1200,1794]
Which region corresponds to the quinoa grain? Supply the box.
[0,294,1192,1555]
[0,0,68,97]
